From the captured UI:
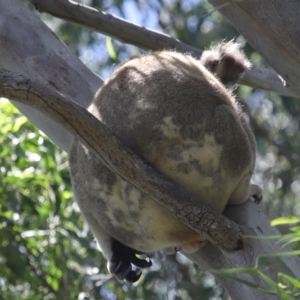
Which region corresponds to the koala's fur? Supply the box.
[68,42,262,282]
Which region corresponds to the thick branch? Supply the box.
[187,200,300,300]
[0,69,243,252]
[29,0,298,98]
[0,0,102,151]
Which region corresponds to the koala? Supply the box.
[68,41,262,283]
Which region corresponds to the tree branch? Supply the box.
[0,0,102,151]
[186,200,300,300]
[29,0,298,98]
[0,69,243,252]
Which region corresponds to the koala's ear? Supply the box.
[200,41,251,88]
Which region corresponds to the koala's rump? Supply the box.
[90,52,255,212]
[78,51,255,251]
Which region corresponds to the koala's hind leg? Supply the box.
[82,212,152,283]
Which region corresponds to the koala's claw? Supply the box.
[109,259,135,282]
[252,194,263,204]
[248,184,263,205]
[124,269,142,283]
[109,239,152,283]
[249,194,263,204]
[131,255,152,269]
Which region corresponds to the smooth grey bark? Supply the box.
[0,0,300,299]
[208,0,300,97]
[0,0,101,151]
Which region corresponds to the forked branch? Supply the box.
[0,69,243,251]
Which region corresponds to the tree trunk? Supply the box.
[208,0,300,96]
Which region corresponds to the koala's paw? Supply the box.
[250,194,263,204]
[249,184,263,204]
[109,239,152,283]
[200,41,251,87]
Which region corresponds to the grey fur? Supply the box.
[68,42,262,278]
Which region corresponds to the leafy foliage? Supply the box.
[0,99,103,299]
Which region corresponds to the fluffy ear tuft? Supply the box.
[200,41,251,88]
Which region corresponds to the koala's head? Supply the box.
[200,41,251,87]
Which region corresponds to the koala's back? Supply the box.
[71,51,256,252]
[90,52,255,207]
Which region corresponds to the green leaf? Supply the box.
[269,250,300,257]
[279,273,300,288]
[12,116,28,132]
[106,36,117,60]
[271,216,300,226]
[257,271,278,291]
[212,267,258,276]
[256,256,271,268]
[212,272,277,295]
